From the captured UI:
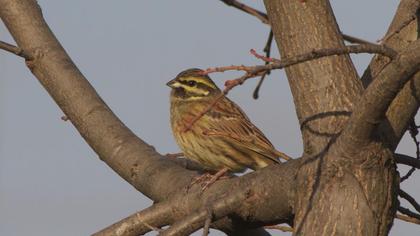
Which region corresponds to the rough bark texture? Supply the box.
[263,1,407,235]
[2,0,420,235]
[362,0,420,150]
[264,0,363,155]
[0,2,295,234]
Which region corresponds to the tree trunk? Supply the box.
[264,1,399,235]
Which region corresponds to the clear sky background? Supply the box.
[1,0,419,235]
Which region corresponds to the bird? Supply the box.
[167,68,290,186]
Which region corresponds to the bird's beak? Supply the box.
[166,79,181,88]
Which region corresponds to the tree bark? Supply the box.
[263,1,407,235]
[1,0,420,235]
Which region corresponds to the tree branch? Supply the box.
[219,0,268,24]
[0,2,299,235]
[219,0,373,46]
[0,0,198,203]
[182,45,396,132]
[398,206,420,221]
[362,0,420,150]
[396,213,420,224]
[339,40,420,153]
[398,189,420,214]
[253,30,273,99]
[159,190,250,236]
[395,153,420,168]
[0,40,32,59]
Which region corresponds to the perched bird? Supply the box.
[167,68,290,176]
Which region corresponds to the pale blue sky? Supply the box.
[1,1,418,235]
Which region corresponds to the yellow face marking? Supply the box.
[170,80,210,96]
[179,76,217,90]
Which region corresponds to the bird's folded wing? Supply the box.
[203,99,281,163]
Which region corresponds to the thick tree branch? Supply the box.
[339,40,420,153]
[0,1,299,235]
[0,0,199,202]
[93,201,174,236]
[159,190,250,236]
[94,160,300,236]
[362,0,420,150]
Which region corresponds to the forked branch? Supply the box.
[339,40,420,153]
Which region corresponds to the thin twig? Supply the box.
[219,0,269,24]
[395,153,420,169]
[398,206,420,220]
[396,213,420,225]
[401,120,419,182]
[250,48,276,63]
[182,73,257,132]
[0,40,32,59]
[183,44,397,131]
[399,189,420,214]
[379,15,417,43]
[253,30,274,99]
[218,0,374,45]
[202,210,212,236]
[265,225,294,232]
[342,33,377,46]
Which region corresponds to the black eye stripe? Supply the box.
[179,80,211,90]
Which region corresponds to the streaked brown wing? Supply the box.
[202,97,280,163]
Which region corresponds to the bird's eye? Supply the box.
[187,80,197,86]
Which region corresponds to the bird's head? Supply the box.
[167,68,221,100]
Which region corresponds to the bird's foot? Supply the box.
[200,168,230,192]
[186,168,230,193]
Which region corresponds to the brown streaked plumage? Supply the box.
[167,68,289,173]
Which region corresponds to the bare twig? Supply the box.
[379,14,417,43]
[401,120,420,182]
[398,189,420,213]
[202,210,212,236]
[264,225,294,232]
[0,40,32,59]
[398,206,420,221]
[253,30,274,99]
[250,48,277,63]
[395,153,420,169]
[341,33,377,46]
[219,0,269,24]
[183,44,397,131]
[396,213,420,224]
